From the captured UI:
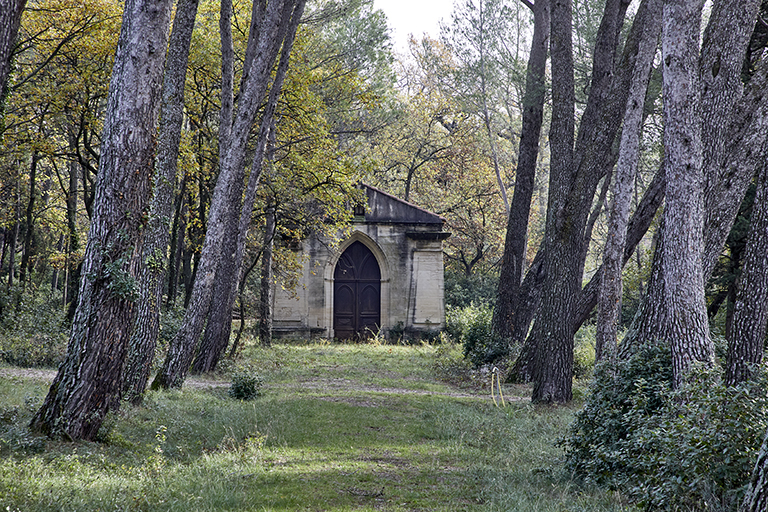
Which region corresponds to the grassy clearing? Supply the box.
[0,342,630,511]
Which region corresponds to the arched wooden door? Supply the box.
[333,241,381,340]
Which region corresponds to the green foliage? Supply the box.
[573,324,596,379]
[444,271,498,309]
[634,366,768,511]
[564,341,768,511]
[446,303,508,366]
[563,341,673,487]
[0,288,67,367]
[228,366,264,400]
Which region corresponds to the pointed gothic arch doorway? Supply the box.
[333,241,381,339]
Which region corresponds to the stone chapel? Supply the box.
[272,184,450,340]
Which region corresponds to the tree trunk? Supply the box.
[259,205,276,347]
[123,0,200,404]
[0,0,26,110]
[595,0,662,361]
[29,0,173,440]
[531,0,631,403]
[726,160,768,385]
[659,0,713,389]
[622,0,765,360]
[19,151,39,287]
[153,0,306,389]
[492,0,549,342]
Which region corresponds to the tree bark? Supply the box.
[29,0,173,440]
[0,0,25,109]
[492,0,549,341]
[122,0,200,404]
[726,158,768,385]
[531,0,631,403]
[153,0,306,389]
[19,150,40,287]
[259,204,276,347]
[595,0,662,361]
[659,0,713,389]
[622,0,765,359]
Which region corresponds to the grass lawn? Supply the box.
[0,341,631,511]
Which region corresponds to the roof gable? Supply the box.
[362,184,445,225]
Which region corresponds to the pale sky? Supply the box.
[372,0,456,53]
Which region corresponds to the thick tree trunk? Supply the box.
[726,160,768,385]
[123,0,200,404]
[595,0,662,361]
[29,0,172,440]
[530,0,576,404]
[0,0,25,109]
[531,0,631,403]
[660,0,712,389]
[153,0,306,389]
[492,0,549,341]
[622,0,766,359]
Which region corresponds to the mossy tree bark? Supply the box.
[122,0,200,404]
[29,0,173,440]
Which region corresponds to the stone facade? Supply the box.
[272,184,450,340]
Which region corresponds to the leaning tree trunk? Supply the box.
[122,0,200,404]
[492,0,549,342]
[595,0,662,362]
[153,0,306,389]
[726,159,768,385]
[29,0,172,440]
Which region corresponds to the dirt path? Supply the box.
[0,367,519,402]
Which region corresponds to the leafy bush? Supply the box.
[563,342,768,512]
[634,366,768,511]
[444,273,498,309]
[445,303,508,366]
[562,341,673,487]
[228,366,264,400]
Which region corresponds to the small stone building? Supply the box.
[272,184,450,340]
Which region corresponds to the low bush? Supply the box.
[228,366,264,400]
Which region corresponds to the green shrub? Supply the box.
[445,303,508,366]
[634,365,768,511]
[562,341,673,487]
[563,341,768,512]
[0,287,67,367]
[228,366,264,400]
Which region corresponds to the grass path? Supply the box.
[0,342,629,511]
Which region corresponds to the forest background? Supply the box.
[2,0,768,510]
